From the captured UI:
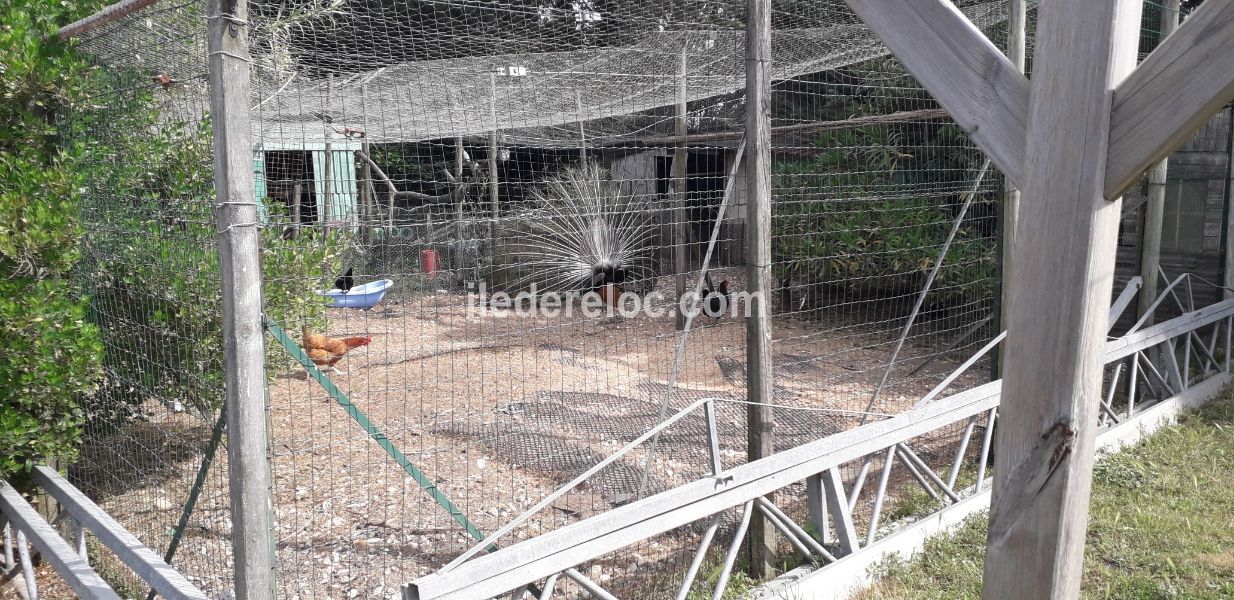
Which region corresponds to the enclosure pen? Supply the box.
[45,0,1144,597]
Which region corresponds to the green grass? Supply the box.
[855,387,1234,600]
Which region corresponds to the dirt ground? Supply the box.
[71,276,989,600]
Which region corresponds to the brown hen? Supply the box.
[302,328,372,374]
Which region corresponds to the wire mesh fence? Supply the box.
[55,0,1059,597]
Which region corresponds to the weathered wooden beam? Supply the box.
[1136,0,1180,324]
[982,0,1144,597]
[57,0,161,40]
[0,482,120,600]
[674,47,689,332]
[405,383,1001,600]
[624,108,950,146]
[1105,0,1234,198]
[839,0,1028,185]
[207,0,276,597]
[745,0,776,579]
[1224,107,1234,300]
[31,468,208,600]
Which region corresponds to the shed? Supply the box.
[253,136,364,228]
[1115,107,1233,318]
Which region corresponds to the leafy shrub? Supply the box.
[0,0,109,481]
[80,115,348,423]
[773,126,996,310]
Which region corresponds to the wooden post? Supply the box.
[982,0,1143,598]
[323,73,335,231]
[1224,104,1234,300]
[207,0,275,597]
[454,137,466,248]
[744,0,775,579]
[1138,0,1181,323]
[999,0,1026,373]
[576,92,588,165]
[360,84,373,242]
[291,182,302,238]
[488,73,501,245]
[1219,103,1229,302]
[674,48,689,330]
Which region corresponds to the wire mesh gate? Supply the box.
[49,0,1064,597]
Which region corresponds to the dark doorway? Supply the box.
[264,150,318,224]
[656,151,729,268]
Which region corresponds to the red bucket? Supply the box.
[420,249,440,279]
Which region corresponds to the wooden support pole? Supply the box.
[360,84,373,242]
[674,47,689,331]
[207,0,276,597]
[576,92,587,165]
[744,0,775,579]
[455,136,466,250]
[1137,0,1181,325]
[1223,105,1234,300]
[488,73,501,245]
[982,0,1143,598]
[291,182,302,238]
[323,73,335,231]
[999,0,1026,375]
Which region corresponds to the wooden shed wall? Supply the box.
[1114,108,1232,328]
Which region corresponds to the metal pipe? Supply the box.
[865,448,897,546]
[975,409,997,492]
[1129,353,1141,417]
[674,514,722,600]
[711,501,754,600]
[17,530,38,600]
[898,444,960,503]
[893,446,941,502]
[847,462,872,512]
[4,522,14,570]
[75,519,87,563]
[563,569,618,600]
[755,497,838,563]
[757,504,818,564]
[539,573,559,600]
[947,417,978,489]
[1100,363,1124,425]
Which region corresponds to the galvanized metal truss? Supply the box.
[0,467,209,600]
[404,275,1234,600]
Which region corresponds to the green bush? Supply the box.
[773,126,996,309]
[80,116,347,422]
[0,0,109,481]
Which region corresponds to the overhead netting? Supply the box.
[64,0,1024,597]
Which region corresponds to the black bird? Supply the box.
[703,276,730,323]
[334,268,354,294]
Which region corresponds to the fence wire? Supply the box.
[57,0,1068,598]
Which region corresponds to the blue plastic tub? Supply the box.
[320,279,393,309]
